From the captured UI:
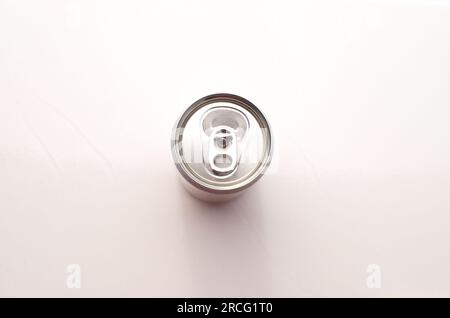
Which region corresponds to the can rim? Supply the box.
[171,93,273,195]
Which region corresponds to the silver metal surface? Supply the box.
[171,93,273,201]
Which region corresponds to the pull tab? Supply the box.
[201,107,250,178]
[208,126,238,176]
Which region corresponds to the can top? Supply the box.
[172,93,273,194]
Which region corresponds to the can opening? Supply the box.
[202,107,249,140]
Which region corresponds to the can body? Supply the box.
[171,93,273,202]
[178,174,241,202]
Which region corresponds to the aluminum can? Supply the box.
[171,93,273,202]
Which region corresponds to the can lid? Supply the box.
[172,93,273,194]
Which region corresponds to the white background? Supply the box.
[0,0,449,297]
